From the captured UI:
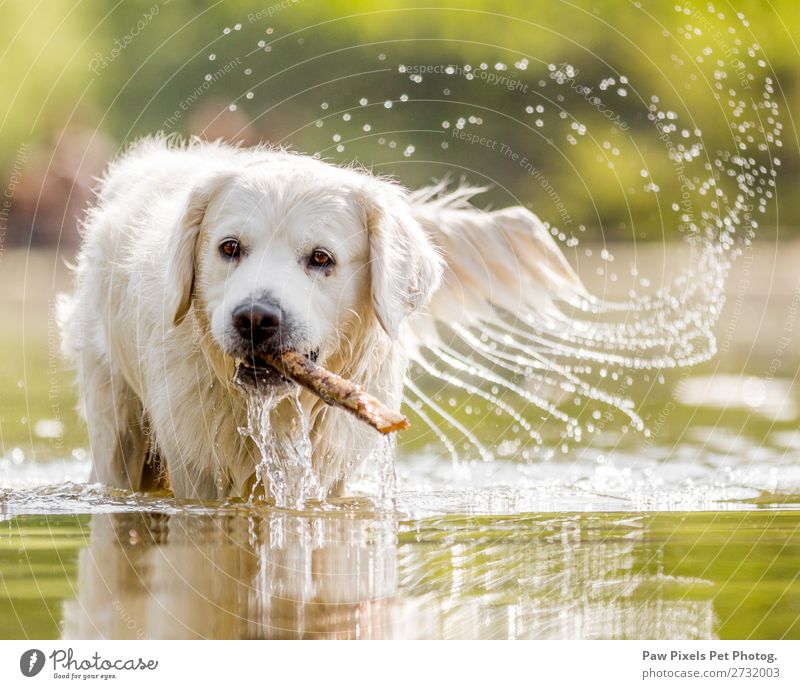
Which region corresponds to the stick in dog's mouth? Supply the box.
[234,351,410,435]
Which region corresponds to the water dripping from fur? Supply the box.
[374,435,397,510]
[237,387,323,509]
[236,386,400,509]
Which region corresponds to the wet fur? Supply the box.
[59,136,584,500]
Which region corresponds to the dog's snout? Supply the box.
[232,302,283,346]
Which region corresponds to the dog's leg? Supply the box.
[79,350,149,491]
[139,432,171,493]
[145,402,226,499]
[154,440,221,500]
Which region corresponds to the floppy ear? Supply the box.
[166,173,231,327]
[365,184,444,339]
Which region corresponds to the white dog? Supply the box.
[59,136,585,500]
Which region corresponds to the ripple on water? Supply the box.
[3,438,799,518]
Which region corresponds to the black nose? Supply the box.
[232,302,283,346]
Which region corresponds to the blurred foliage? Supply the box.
[0,0,798,245]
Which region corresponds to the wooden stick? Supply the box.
[259,351,410,435]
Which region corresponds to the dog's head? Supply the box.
[166,153,442,391]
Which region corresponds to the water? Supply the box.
[395,27,780,461]
[235,386,323,508]
[2,508,799,639]
[5,359,800,642]
[4,398,800,517]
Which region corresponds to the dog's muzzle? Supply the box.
[229,299,314,391]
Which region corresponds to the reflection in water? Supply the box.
[62,511,716,639]
[63,512,412,639]
[399,515,715,639]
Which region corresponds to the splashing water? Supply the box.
[220,5,782,470]
[396,11,781,462]
[235,385,403,509]
[374,435,397,510]
[236,387,323,509]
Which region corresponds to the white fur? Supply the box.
[59,136,583,500]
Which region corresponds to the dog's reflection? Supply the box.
[63,511,718,639]
[63,511,428,639]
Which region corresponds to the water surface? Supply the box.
[2,506,798,640]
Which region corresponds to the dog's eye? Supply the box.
[219,239,241,260]
[309,249,334,269]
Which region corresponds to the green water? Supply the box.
[1,509,799,639]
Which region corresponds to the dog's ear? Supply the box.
[167,173,232,327]
[363,183,443,339]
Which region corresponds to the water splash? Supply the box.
[397,9,780,460]
[220,5,781,466]
[236,387,323,509]
[235,386,402,509]
[374,435,398,510]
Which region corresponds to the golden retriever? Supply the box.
[58,136,585,500]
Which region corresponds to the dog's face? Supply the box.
[166,154,442,391]
[199,170,370,390]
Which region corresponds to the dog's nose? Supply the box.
[232,302,282,346]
